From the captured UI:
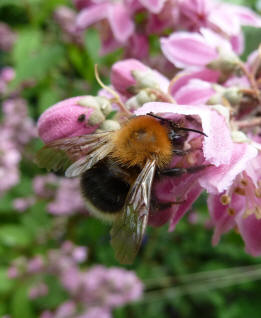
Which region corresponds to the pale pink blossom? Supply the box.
[207,138,261,256]
[76,1,134,50]
[135,101,233,228]
[161,28,236,69]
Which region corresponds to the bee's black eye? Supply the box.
[169,130,187,146]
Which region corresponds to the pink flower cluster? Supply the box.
[0,96,36,196]
[37,53,261,257]
[8,241,143,318]
[0,22,16,52]
[13,173,87,215]
[65,0,261,61]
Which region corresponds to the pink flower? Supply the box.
[29,283,48,299]
[207,140,261,256]
[77,308,111,318]
[161,28,236,69]
[0,22,16,51]
[76,1,134,47]
[135,101,233,228]
[47,178,86,215]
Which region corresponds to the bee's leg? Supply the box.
[159,165,210,177]
[150,197,185,211]
[172,149,189,156]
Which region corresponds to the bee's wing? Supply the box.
[65,142,114,177]
[110,159,156,264]
[35,132,112,172]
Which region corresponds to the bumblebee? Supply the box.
[36,113,206,264]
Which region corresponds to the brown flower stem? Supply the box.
[236,117,261,129]
[239,61,261,104]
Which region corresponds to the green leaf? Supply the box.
[0,0,21,8]
[0,225,32,247]
[12,29,42,65]
[38,89,61,113]
[241,26,261,60]
[0,267,14,295]
[13,44,65,85]
[11,284,34,318]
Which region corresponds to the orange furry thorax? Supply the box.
[109,115,173,168]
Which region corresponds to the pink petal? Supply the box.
[230,33,244,55]
[168,183,202,231]
[76,3,109,30]
[99,26,121,55]
[125,33,149,59]
[169,68,219,97]
[173,79,215,105]
[160,32,218,68]
[225,4,261,27]
[236,213,261,256]
[37,96,97,143]
[199,143,258,194]
[139,0,166,14]
[135,102,233,166]
[208,194,237,245]
[208,7,240,36]
[108,3,134,43]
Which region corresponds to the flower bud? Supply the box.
[88,108,106,125]
[208,47,240,74]
[100,119,121,131]
[126,90,153,110]
[37,96,98,143]
[111,59,147,96]
[132,70,159,89]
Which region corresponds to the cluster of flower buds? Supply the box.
[8,241,143,318]
[64,0,261,63]
[38,50,261,256]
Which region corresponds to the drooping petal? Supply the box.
[168,182,202,231]
[207,193,243,245]
[236,213,261,256]
[108,3,134,43]
[76,3,109,29]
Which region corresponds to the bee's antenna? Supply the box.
[94,65,132,116]
[147,112,207,137]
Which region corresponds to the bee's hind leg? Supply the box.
[158,165,210,177]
